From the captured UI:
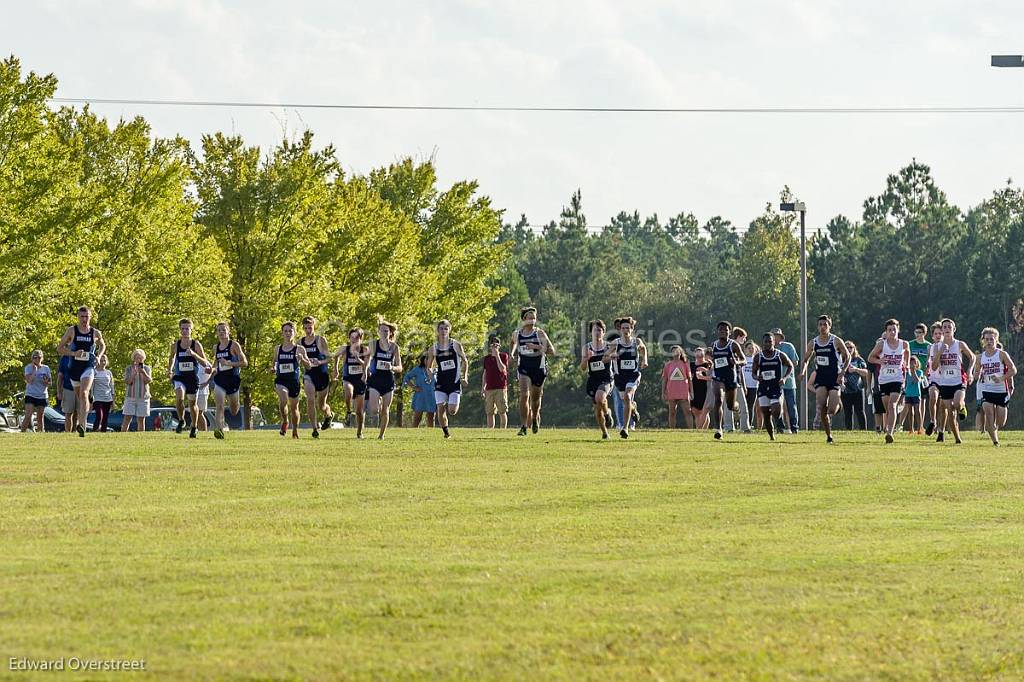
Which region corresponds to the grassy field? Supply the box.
[2,426,1024,680]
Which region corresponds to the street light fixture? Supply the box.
[992,55,1024,67]
[780,201,808,432]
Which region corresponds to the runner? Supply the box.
[752,332,794,441]
[300,316,334,439]
[271,321,307,439]
[208,322,248,439]
[332,328,370,439]
[511,306,555,436]
[21,350,50,432]
[974,327,1016,446]
[709,321,746,440]
[166,318,211,439]
[365,320,403,440]
[581,319,614,439]
[662,345,693,430]
[924,322,945,436]
[690,348,712,429]
[56,306,106,437]
[798,315,851,445]
[425,319,469,439]
[867,319,910,444]
[930,318,976,445]
[604,317,648,439]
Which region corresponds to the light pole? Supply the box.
[780,201,808,431]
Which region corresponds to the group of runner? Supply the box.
[20,306,1019,446]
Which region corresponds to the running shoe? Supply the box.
[175,422,184,434]
[925,421,935,436]
[884,434,893,444]
[214,429,224,440]
[76,424,85,437]
[279,425,286,437]
[531,420,539,434]
[619,428,629,439]
[517,425,528,437]
[189,427,197,439]
[714,430,722,440]
[311,429,319,439]
[321,415,333,431]
[936,432,945,443]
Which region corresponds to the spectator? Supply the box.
[90,354,115,432]
[21,350,51,432]
[771,327,800,433]
[481,334,510,428]
[403,354,436,427]
[122,349,153,432]
[57,353,78,433]
[689,347,712,429]
[661,345,692,428]
[903,356,926,434]
[196,364,210,431]
[741,340,761,430]
[840,341,869,430]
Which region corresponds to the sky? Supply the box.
[6,0,1024,232]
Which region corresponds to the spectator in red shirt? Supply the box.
[481,334,510,428]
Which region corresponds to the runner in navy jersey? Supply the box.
[56,306,107,437]
[752,332,794,441]
[366,320,403,440]
[581,319,614,439]
[709,321,746,440]
[511,306,556,436]
[271,321,309,439]
[299,316,334,439]
[166,317,211,439]
[603,316,648,440]
[425,319,469,439]
[208,321,248,439]
[331,328,370,439]
[797,315,850,445]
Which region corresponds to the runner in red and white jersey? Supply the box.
[929,317,975,445]
[974,328,1017,446]
[867,318,909,444]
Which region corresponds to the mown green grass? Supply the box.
[2,427,1024,680]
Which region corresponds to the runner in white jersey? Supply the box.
[974,327,1017,446]
[929,317,976,445]
[867,318,910,444]
[924,322,945,437]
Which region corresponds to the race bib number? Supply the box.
[278,363,294,373]
[620,359,637,370]
[589,360,605,371]
[761,370,776,381]
[518,344,533,354]
[75,350,89,361]
[816,355,829,366]
[377,360,392,371]
[440,359,456,371]
[881,366,900,378]
[713,357,728,368]
[942,368,957,377]
[987,373,1003,384]
[219,360,232,371]
[178,361,195,372]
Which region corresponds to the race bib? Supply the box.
[518,344,533,354]
[761,370,776,380]
[440,359,456,371]
[620,359,637,370]
[278,363,294,373]
[178,361,195,372]
[75,350,89,361]
[377,360,392,371]
[219,360,232,371]
[987,373,1003,384]
[589,360,606,371]
[942,368,957,377]
[881,366,900,378]
[713,357,728,368]
[816,355,828,366]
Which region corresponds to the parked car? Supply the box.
[40,406,93,433]
[0,407,19,433]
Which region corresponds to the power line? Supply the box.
[47,97,1024,114]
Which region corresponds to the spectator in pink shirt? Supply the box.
[661,345,693,428]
